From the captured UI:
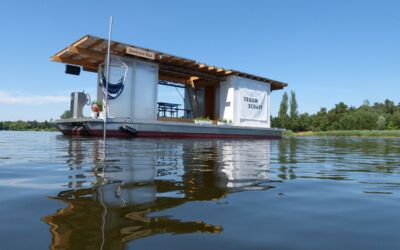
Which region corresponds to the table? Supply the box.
[157,102,181,117]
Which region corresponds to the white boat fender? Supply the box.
[119,125,137,135]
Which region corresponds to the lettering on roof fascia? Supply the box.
[126,46,155,60]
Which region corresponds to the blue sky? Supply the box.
[0,0,399,121]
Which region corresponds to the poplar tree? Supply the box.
[278,92,289,129]
[290,91,298,118]
[289,91,299,130]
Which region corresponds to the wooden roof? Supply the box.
[51,35,288,90]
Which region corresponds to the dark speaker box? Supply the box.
[65,65,81,75]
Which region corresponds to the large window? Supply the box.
[157,81,187,118]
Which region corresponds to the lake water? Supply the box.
[0,131,399,249]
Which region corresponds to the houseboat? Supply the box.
[52,35,287,139]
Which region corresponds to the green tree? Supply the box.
[339,112,357,130]
[60,110,72,119]
[289,91,299,131]
[327,102,349,130]
[271,116,280,128]
[269,95,399,132]
[376,115,387,130]
[389,111,400,129]
[353,110,378,130]
[384,99,395,114]
[289,91,298,118]
[278,92,289,129]
[297,113,312,131]
[312,108,329,131]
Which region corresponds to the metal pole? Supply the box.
[103,16,113,143]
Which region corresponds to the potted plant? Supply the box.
[91,100,103,119]
[217,118,228,125]
[194,117,213,125]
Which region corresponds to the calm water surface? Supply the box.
[0,131,399,249]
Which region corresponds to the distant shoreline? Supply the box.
[285,130,400,138]
[0,128,57,132]
[0,121,56,132]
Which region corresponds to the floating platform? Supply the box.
[55,117,283,139]
[51,35,288,140]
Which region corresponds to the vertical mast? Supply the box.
[100,17,112,249]
[103,16,113,142]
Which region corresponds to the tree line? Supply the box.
[272,92,400,131]
[0,120,56,131]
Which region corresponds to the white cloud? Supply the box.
[0,91,69,105]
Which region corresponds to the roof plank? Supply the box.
[68,46,104,61]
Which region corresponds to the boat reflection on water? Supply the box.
[42,138,272,249]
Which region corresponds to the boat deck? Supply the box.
[54,117,283,139]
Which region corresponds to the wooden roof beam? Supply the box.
[158,56,170,62]
[110,42,125,53]
[52,55,99,69]
[180,59,196,67]
[159,64,221,81]
[68,46,104,61]
[159,74,187,85]
[86,39,105,49]
[162,56,180,63]
[159,73,200,87]
[181,60,197,68]
[185,76,199,88]
[198,64,213,72]
[53,48,68,59]
[166,57,196,66]
[71,35,90,48]
[83,67,98,73]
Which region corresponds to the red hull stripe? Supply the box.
[60,129,281,139]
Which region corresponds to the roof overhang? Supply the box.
[51,35,288,90]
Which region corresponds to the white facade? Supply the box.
[219,75,271,128]
[97,56,158,121]
[98,57,271,128]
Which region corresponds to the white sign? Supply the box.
[126,46,155,60]
[238,79,268,121]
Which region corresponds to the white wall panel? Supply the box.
[219,75,271,128]
[132,62,158,120]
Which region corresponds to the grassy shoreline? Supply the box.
[285,130,400,138]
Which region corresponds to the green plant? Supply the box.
[91,100,103,112]
[195,117,210,121]
[218,118,228,123]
